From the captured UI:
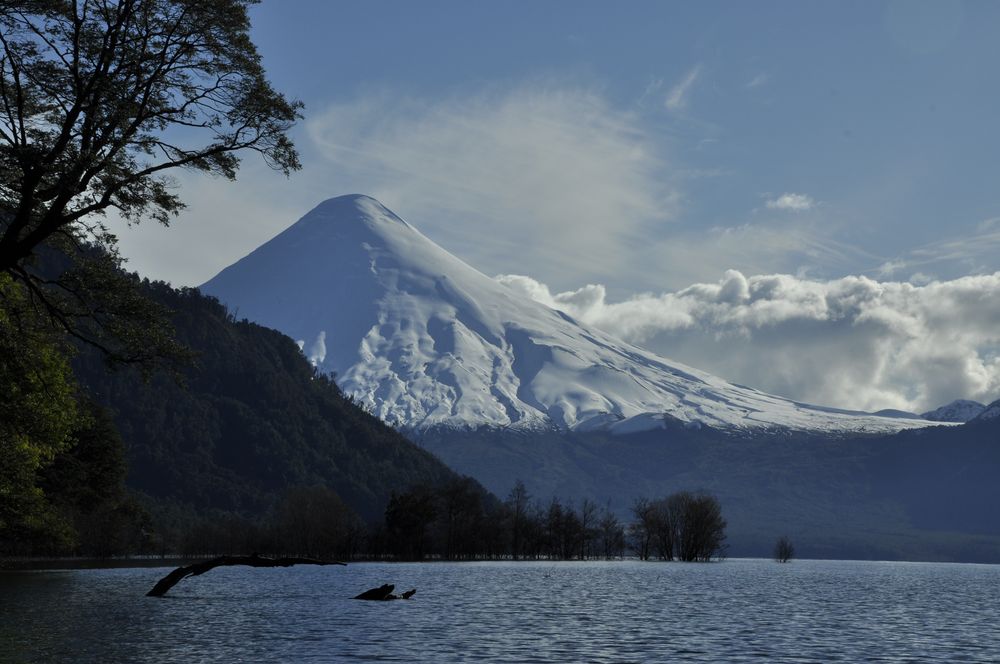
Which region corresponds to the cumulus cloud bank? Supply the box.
[497,271,1000,413]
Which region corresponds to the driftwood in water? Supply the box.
[353,583,416,600]
[147,555,346,597]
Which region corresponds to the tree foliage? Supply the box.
[0,275,78,552]
[0,0,301,271]
[629,491,727,562]
[72,280,463,527]
[372,481,627,562]
[0,0,300,359]
[0,274,145,555]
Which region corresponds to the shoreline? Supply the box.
[4,555,998,572]
[1,556,207,572]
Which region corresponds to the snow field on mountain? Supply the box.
[203,195,945,435]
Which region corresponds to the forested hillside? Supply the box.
[72,281,464,540]
[420,417,1000,562]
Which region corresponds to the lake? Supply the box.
[1,559,997,662]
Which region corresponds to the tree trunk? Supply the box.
[353,584,416,600]
[146,555,346,597]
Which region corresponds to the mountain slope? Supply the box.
[203,195,938,436]
[72,281,463,522]
[971,398,1000,421]
[921,399,986,423]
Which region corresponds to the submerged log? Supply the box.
[146,555,346,597]
[353,584,416,600]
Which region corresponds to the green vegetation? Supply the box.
[0,276,144,555]
[70,280,464,553]
[0,0,300,279]
[1,0,304,558]
[0,276,79,552]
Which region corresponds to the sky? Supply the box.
[112,0,1000,413]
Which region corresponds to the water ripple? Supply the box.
[2,559,999,663]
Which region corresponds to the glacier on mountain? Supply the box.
[202,195,943,435]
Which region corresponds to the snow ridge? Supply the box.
[202,195,943,436]
[971,399,1000,422]
[920,399,986,423]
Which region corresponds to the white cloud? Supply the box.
[665,65,702,112]
[877,259,908,277]
[497,270,1000,413]
[306,86,677,285]
[108,85,679,289]
[766,193,816,211]
[307,330,327,366]
[746,73,770,89]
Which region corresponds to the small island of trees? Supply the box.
[774,535,795,563]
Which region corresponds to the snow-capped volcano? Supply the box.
[202,195,939,435]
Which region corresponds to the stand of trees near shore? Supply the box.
[629,492,728,562]
[137,480,727,564]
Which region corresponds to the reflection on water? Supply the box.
[1,559,998,662]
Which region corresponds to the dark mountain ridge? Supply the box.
[73,281,466,524]
[417,415,1000,562]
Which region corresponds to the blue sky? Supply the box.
[241,0,1000,289]
[119,0,1000,292]
[114,0,1000,411]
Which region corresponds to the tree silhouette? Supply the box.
[774,535,794,563]
[630,491,727,562]
[0,1,301,355]
[506,479,529,560]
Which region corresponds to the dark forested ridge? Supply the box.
[72,281,463,535]
[419,416,1000,563]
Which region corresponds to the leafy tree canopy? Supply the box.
[0,0,301,356]
[0,274,79,551]
[0,0,301,261]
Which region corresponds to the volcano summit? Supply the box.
[202,195,936,436]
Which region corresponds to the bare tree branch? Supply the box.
[147,555,347,597]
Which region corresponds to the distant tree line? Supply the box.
[368,479,630,562]
[120,480,726,564]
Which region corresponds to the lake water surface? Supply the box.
[2,559,997,662]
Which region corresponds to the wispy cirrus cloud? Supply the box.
[665,65,702,112]
[873,216,1000,280]
[306,85,678,285]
